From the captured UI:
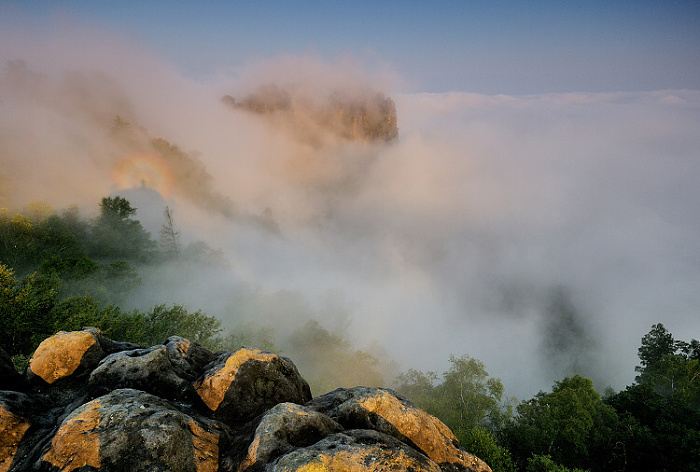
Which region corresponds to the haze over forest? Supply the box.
[1,3,700,401]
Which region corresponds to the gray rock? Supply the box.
[193,348,312,425]
[306,387,492,472]
[88,345,191,401]
[270,429,442,472]
[237,402,344,472]
[0,332,492,472]
[36,388,228,472]
[164,336,215,381]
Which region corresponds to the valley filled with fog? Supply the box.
[2,26,699,401]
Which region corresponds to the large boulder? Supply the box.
[193,348,312,425]
[36,389,227,472]
[27,330,105,386]
[88,346,192,401]
[270,429,443,472]
[306,387,492,472]
[237,402,344,472]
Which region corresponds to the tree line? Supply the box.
[2,198,699,471]
[393,325,700,472]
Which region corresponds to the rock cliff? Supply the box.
[0,329,490,472]
[222,85,399,144]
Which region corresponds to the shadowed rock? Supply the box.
[164,336,216,381]
[36,388,226,472]
[193,348,312,425]
[88,345,192,401]
[0,347,22,391]
[271,429,443,472]
[237,402,344,472]
[306,387,492,472]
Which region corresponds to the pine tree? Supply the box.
[159,206,181,260]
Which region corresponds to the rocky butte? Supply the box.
[0,329,491,471]
[222,84,399,144]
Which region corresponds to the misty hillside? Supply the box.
[2,198,700,471]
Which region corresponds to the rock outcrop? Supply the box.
[0,330,490,472]
[223,85,399,144]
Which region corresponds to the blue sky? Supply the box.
[4,0,700,94]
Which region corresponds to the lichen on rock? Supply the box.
[28,330,105,385]
[193,348,312,425]
[0,329,490,472]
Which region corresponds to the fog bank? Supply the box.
[2,25,699,399]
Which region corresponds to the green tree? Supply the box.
[502,375,613,471]
[598,324,700,471]
[460,427,517,472]
[0,211,40,273]
[635,323,676,383]
[134,304,223,348]
[605,382,700,472]
[395,354,510,435]
[90,196,156,262]
[0,264,60,356]
[634,324,700,407]
[437,354,509,433]
[394,368,440,414]
[525,454,586,472]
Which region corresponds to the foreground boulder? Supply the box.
[194,348,312,425]
[88,346,193,401]
[27,330,106,386]
[236,402,344,471]
[306,387,491,472]
[0,330,491,471]
[38,389,225,472]
[272,430,443,472]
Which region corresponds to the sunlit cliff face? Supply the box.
[224,84,398,145]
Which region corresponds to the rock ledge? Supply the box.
[0,330,490,472]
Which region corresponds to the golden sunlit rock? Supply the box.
[0,408,31,472]
[42,400,101,472]
[29,331,104,384]
[194,348,277,411]
[307,387,492,472]
[2,332,491,471]
[189,420,220,472]
[272,430,442,472]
